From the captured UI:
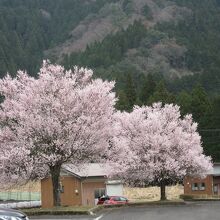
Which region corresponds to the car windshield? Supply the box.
[112,197,120,201]
[100,196,109,201]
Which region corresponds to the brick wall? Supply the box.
[41,176,82,208]
[41,176,106,208]
[82,178,106,206]
[184,175,213,196]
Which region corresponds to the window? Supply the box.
[192,182,205,191]
[94,188,106,199]
[100,197,108,202]
[192,183,198,191]
[199,183,205,191]
[120,197,128,201]
[214,184,218,194]
[112,197,120,201]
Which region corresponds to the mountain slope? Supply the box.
[60,0,220,94]
[0,0,220,161]
[0,0,220,94]
[0,0,117,75]
[46,0,191,60]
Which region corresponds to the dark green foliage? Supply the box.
[0,0,117,76]
[179,194,194,201]
[176,91,192,116]
[115,90,129,111]
[64,21,147,69]
[115,74,137,112]
[158,0,220,94]
[122,0,133,14]
[0,0,220,161]
[140,80,220,162]
[176,84,213,127]
[176,84,220,162]
[139,74,156,105]
[190,84,212,126]
[124,74,137,111]
[148,81,176,105]
[142,4,153,20]
[169,70,220,95]
[200,96,220,162]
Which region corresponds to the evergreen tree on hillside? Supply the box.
[0,47,7,75]
[124,74,136,111]
[148,81,175,105]
[190,84,212,126]
[0,0,117,76]
[200,96,220,162]
[116,90,129,111]
[176,91,192,116]
[139,74,156,105]
[65,21,147,69]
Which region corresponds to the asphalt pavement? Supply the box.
[30,215,94,220]
[31,201,220,220]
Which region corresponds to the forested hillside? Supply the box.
[2,0,220,93]
[0,0,220,161]
[0,0,117,75]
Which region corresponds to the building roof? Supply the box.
[207,163,220,175]
[62,163,108,178]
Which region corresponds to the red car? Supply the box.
[97,195,110,205]
[103,196,129,205]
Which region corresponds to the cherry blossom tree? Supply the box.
[0,61,116,206]
[111,103,212,200]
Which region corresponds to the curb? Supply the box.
[24,201,186,216]
[103,201,186,209]
[88,200,186,214]
[185,199,220,202]
[23,210,89,216]
[88,206,105,215]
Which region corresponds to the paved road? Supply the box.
[31,201,220,220]
[31,215,94,220]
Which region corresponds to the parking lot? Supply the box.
[31,201,220,220]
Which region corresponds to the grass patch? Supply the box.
[101,200,185,210]
[180,194,220,201]
[20,206,93,216]
[129,199,185,206]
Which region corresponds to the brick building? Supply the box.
[184,163,220,196]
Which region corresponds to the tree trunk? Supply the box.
[160,180,167,201]
[50,164,62,207]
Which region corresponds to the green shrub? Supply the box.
[179,194,194,200]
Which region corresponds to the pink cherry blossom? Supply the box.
[0,61,116,206]
[110,103,212,200]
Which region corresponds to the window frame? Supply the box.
[94,188,106,199]
[192,183,198,191]
[199,182,206,191]
[192,182,206,191]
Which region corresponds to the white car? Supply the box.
[0,208,29,220]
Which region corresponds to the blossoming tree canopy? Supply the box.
[112,103,213,200]
[0,61,116,206]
